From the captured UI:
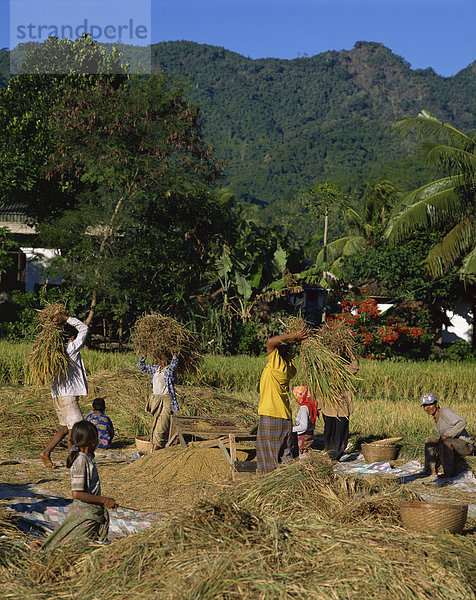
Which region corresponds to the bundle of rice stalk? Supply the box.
[36,303,67,326]
[318,319,357,361]
[286,316,357,408]
[28,304,72,388]
[132,312,201,375]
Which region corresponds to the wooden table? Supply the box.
[166,415,257,480]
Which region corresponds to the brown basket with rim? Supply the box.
[400,501,468,534]
[361,442,399,463]
[135,436,153,453]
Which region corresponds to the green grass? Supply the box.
[2,341,475,401]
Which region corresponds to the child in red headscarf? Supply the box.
[292,386,319,455]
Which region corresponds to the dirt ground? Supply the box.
[0,439,257,515]
[1,438,475,518]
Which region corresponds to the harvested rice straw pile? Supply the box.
[132,313,201,375]
[5,453,473,600]
[0,502,25,539]
[28,303,72,388]
[286,316,357,407]
[318,318,357,361]
[98,444,252,511]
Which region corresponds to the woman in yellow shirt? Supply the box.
[257,328,308,475]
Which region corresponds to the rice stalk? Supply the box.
[35,303,67,326]
[286,317,357,407]
[318,319,358,361]
[28,326,71,388]
[132,313,202,375]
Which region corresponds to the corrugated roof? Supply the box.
[0,202,28,214]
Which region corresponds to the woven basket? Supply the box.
[361,442,399,463]
[135,435,153,453]
[400,501,468,534]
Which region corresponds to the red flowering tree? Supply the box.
[329,293,427,359]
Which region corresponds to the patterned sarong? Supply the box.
[256,415,295,475]
[297,430,314,453]
[40,499,109,551]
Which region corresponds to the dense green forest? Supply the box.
[2,41,474,210]
[1,39,474,248]
[148,41,474,219]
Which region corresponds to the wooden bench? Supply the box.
[166,415,257,480]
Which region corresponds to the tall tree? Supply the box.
[385,111,476,282]
[0,37,230,327]
[43,72,226,323]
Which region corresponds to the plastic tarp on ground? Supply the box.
[335,454,476,516]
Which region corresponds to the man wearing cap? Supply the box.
[421,393,473,478]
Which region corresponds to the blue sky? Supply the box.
[2,0,475,77]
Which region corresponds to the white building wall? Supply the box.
[21,248,62,292]
[442,301,473,344]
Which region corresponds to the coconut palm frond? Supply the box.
[424,218,476,278]
[394,110,475,148]
[315,236,366,268]
[385,178,464,243]
[424,143,476,177]
[392,112,475,281]
[342,235,366,256]
[459,244,476,283]
[387,177,457,219]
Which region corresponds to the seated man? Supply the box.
[421,393,473,478]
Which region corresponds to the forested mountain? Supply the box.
[149,41,475,208]
[1,40,475,247]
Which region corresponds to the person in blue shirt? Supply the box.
[84,398,115,450]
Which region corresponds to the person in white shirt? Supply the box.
[136,354,179,450]
[40,315,88,468]
[291,386,319,455]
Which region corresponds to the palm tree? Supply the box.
[313,180,402,280]
[385,111,476,282]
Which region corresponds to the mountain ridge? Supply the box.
[1,40,474,221]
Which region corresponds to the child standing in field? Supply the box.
[85,398,115,449]
[292,386,319,454]
[32,420,117,551]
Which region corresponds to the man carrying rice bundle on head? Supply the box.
[39,313,89,468]
[256,328,308,475]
